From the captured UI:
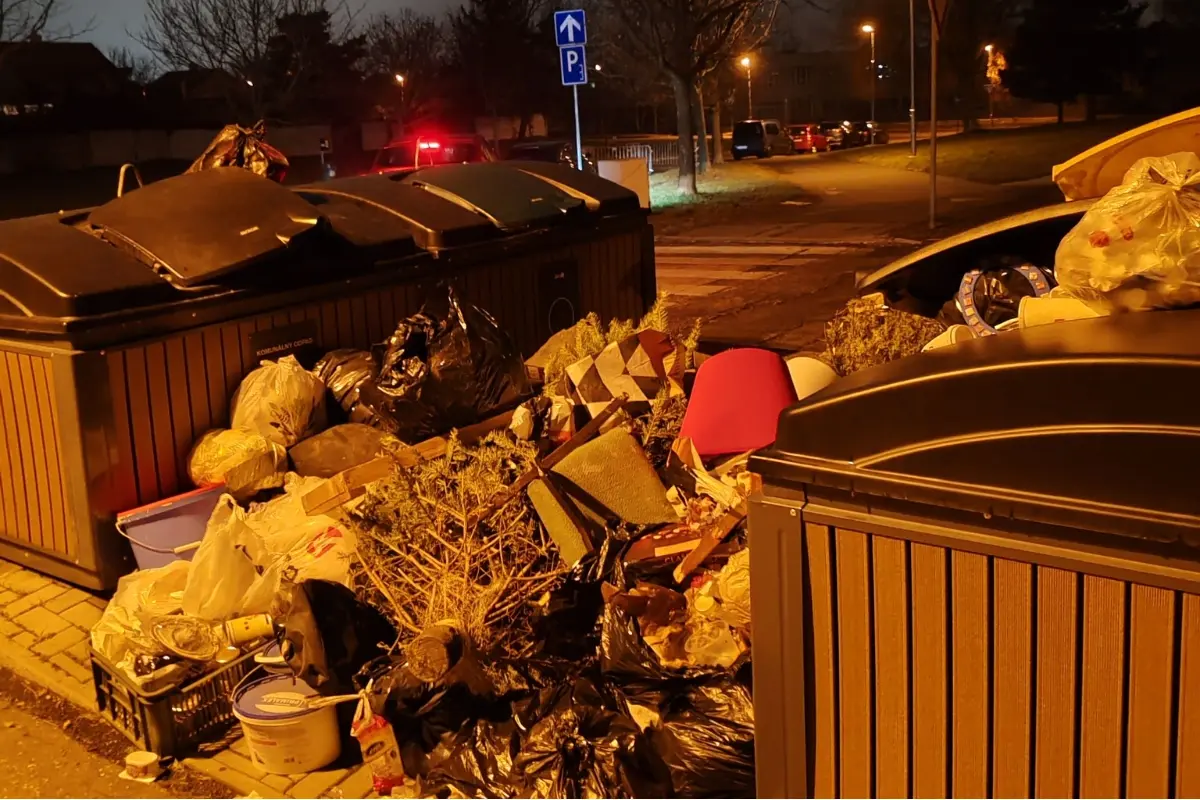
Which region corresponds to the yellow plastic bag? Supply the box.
[1055,152,1200,311]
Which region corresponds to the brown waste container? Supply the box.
[749,304,1200,799]
[0,162,653,589]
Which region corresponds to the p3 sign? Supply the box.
[559,45,587,86]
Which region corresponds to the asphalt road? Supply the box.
[652,152,1062,350]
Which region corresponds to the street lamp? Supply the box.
[594,63,602,72]
[740,55,752,118]
[861,24,877,129]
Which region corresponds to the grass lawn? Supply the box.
[834,118,1147,184]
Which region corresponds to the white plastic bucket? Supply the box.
[922,324,974,352]
[232,675,341,775]
[1018,294,1104,329]
[784,355,839,401]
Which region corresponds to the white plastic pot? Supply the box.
[232,675,341,775]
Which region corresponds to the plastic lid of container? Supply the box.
[296,175,498,251]
[506,160,641,215]
[116,483,226,526]
[234,675,320,721]
[753,310,1200,542]
[0,213,178,319]
[87,167,322,287]
[856,200,1092,317]
[403,163,587,231]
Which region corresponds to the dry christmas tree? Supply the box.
[822,294,945,376]
[351,432,567,661]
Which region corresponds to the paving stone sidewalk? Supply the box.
[0,559,373,799]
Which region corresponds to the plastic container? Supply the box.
[232,674,341,774]
[115,484,225,571]
[91,644,260,757]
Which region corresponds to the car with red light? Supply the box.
[370,134,497,175]
[787,123,830,153]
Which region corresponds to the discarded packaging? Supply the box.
[289,423,387,478]
[566,329,685,419]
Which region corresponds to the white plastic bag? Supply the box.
[187,428,287,501]
[231,355,327,448]
[1055,152,1200,311]
[91,559,191,665]
[180,495,264,620]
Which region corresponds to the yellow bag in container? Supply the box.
[188,428,287,502]
[1055,152,1200,311]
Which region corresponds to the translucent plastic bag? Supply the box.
[91,560,191,664]
[187,428,287,502]
[1056,152,1200,311]
[231,356,327,448]
[181,495,264,620]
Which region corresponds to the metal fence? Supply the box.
[584,140,695,172]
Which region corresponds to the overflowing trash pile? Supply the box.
[89,283,804,798]
[823,151,1200,375]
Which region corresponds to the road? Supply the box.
[0,665,231,799]
[652,153,1062,349]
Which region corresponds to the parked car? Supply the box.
[506,139,597,174]
[818,121,849,149]
[865,120,890,145]
[732,119,795,159]
[370,134,497,175]
[843,122,873,147]
[787,123,830,153]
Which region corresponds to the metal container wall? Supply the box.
[749,310,1200,799]
[0,164,653,588]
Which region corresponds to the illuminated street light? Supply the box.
[984,43,994,53]
[394,73,405,84]
[245,79,254,87]
[740,56,752,117]
[861,24,877,128]
[594,64,602,72]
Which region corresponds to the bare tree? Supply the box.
[364,9,447,125]
[592,0,781,195]
[136,0,360,120]
[0,0,90,42]
[108,46,158,85]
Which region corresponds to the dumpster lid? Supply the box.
[1053,108,1200,201]
[295,175,498,251]
[403,163,588,230]
[86,167,321,287]
[507,160,641,215]
[753,309,1200,541]
[855,200,1092,316]
[0,212,178,319]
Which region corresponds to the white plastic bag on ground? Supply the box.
[231,355,327,448]
[1055,152,1200,311]
[188,428,287,501]
[91,559,191,665]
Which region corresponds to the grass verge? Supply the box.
[833,118,1145,184]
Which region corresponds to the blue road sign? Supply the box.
[559,45,587,86]
[554,9,587,47]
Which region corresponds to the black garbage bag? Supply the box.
[647,678,756,799]
[186,121,289,183]
[281,581,397,694]
[513,677,673,799]
[313,349,379,424]
[422,717,527,798]
[354,287,531,442]
[288,423,386,477]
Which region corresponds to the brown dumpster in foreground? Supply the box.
[749,307,1200,799]
[0,162,653,589]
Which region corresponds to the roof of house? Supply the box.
[0,41,129,100]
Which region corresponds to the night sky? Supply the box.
[66,0,459,55]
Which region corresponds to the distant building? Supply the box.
[145,67,243,126]
[0,40,136,121]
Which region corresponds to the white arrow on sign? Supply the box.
[559,14,582,43]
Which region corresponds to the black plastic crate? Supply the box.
[90,645,259,757]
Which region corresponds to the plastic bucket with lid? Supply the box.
[232,674,341,774]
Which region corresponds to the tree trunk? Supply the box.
[652,104,659,134]
[670,72,697,196]
[693,82,709,175]
[711,76,724,165]
[1085,94,1097,123]
[1057,100,1065,124]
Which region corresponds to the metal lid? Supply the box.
[233,674,320,721]
[752,310,1200,544]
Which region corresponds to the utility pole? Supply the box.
[861,24,877,123]
[741,56,753,118]
[909,0,917,156]
[929,18,939,229]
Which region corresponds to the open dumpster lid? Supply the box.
[1053,107,1200,201]
[403,162,588,230]
[295,175,498,251]
[750,309,1200,545]
[86,167,321,287]
[856,200,1092,315]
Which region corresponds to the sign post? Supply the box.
[554,9,588,170]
